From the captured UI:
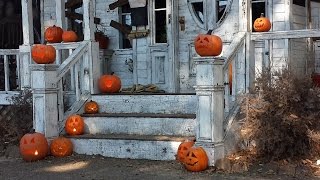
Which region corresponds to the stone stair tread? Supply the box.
[92,92,196,96]
[67,134,195,142]
[82,113,196,119]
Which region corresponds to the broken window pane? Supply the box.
[155,0,166,9]
[155,10,167,43]
[192,2,204,23]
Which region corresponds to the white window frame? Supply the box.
[150,0,169,45]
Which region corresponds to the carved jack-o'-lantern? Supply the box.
[177,141,194,163]
[65,114,85,136]
[19,132,49,161]
[84,100,99,114]
[50,137,73,157]
[184,147,208,172]
[98,73,122,93]
[253,13,271,32]
[194,33,223,57]
[45,25,63,43]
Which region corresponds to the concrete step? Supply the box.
[82,113,197,136]
[91,93,197,114]
[68,134,195,160]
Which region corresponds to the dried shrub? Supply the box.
[240,68,320,160]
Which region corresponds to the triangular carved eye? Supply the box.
[196,37,201,42]
[24,139,28,144]
[178,147,181,150]
[183,147,188,150]
[30,138,35,143]
[191,152,197,158]
[204,37,209,42]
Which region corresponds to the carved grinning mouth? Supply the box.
[186,161,199,166]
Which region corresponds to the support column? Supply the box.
[55,0,66,29]
[83,0,95,41]
[30,65,59,137]
[193,57,225,166]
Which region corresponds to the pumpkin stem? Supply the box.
[30,128,35,133]
[207,29,213,35]
[111,72,115,75]
[260,13,265,17]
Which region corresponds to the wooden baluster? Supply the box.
[56,50,61,64]
[4,55,10,91]
[16,54,20,90]
[74,62,80,101]
[224,67,230,113]
[69,49,75,91]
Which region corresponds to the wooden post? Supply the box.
[56,0,66,29]
[206,0,217,30]
[239,0,250,32]
[193,57,225,166]
[83,0,95,41]
[30,64,59,137]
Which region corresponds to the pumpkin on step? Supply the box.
[19,132,49,161]
[98,73,122,93]
[84,100,99,114]
[177,140,194,163]
[62,30,78,42]
[31,44,56,64]
[194,33,223,57]
[65,114,85,136]
[253,13,271,32]
[45,25,63,43]
[184,147,208,172]
[50,137,73,157]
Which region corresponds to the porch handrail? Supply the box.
[223,32,246,70]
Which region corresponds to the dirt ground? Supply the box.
[0,153,319,180]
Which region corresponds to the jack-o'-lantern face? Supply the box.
[177,141,194,163]
[194,34,223,57]
[184,147,208,172]
[19,132,49,161]
[253,13,271,32]
[50,137,73,157]
[65,114,85,136]
[84,100,99,114]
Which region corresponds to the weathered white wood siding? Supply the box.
[312,2,320,73]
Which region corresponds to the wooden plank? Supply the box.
[109,0,129,10]
[65,0,83,9]
[4,55,9,91]
[0,49,20,55]
[83,0,95,40]
[56,0,66,29]
[49,42,81,50]
[251,29,320,40]
[65,11,100,24]
[110,20,132,35]
[21,0,34,45]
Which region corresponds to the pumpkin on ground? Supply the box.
[65,114,85,136]
[50,137,73,157]
[19,132,49,161]
[194,32,223,57]
[84,100,99,114]
[177,140,195,163]
[184,147,208,172]
[62,30,78,42]
[98,73,122,93]
[253,13,271,32]
[31,44,56,64]
[45,25,63,43]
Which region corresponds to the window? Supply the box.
[154,0,167,43]
[293,0,305,7]
[119,4,132,49]
[191,2,204,23]
[251,0,266,32]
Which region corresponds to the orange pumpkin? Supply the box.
[184,147,208,172]
[50,137,73,157]
[177,140,194,163]
[62,30,78,42]
[19,132,49,161]
[31,44,56,64]
[194,33,223,57]
[84,100,99,114]
[98,73,122,93]
[253,13,271,32]
[65,114,85,136]
[45,25,63,43]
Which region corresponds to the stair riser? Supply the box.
[84,117,196,136]
[92,95,197,114]
[71,138,180,160]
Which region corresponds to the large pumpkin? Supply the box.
[184,147,208,172]
[50,137,73,157]
[31,44,56,64]
[194,32,223,57]
[177,141,194,163]
[45,25,63,43]
[84,100,99,114]
[19,132,49,161]
[253,13,271,32]
[65,114,85,136]
[62,30,78,42]
[98,73,122,93]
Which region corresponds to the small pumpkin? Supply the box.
[253,13,271,32]
[19,132,49,162]
[194,31,223,57]
[50,137,73,157]
[84,100,99,114]
[98,73,122,93]
[65,114,85,136]
[62,30,78,42]
[31,44,56,64]
[184,147,208,172]
[45,25,63,43]
[177,140,194,163]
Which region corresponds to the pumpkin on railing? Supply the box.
[194,30,223,57]
[45,25,64,43]
[253,13,271,32]
[62,30,79,42]
[31,44,56,64]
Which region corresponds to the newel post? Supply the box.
[30,64,59,137]
[193,57,225,166]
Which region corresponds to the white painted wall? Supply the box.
[312,2,320,74]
